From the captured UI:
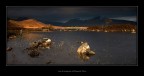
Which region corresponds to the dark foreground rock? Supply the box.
[25,38,52,57]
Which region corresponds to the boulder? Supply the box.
[77,42,95,55]
[77,42,95,61]
[25,38,52,57]
[29,38,52,49]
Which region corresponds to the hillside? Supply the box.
[8,19,47,29]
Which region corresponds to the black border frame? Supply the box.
[1,0,144,73]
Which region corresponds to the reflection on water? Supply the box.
[78,53,95,61]
[22,33,44,42]
[7,32,136,65]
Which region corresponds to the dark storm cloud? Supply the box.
[7,6,137,22]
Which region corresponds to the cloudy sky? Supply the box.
[7,6,137,23]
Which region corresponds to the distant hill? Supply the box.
[14,17,30,21]
[7,17,30,21]
[62,16,136,26]
[42,16,136,26]
[7,16,137,29]
[8,19,47,29]
[42,21,63,26]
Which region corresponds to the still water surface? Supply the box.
[6,31,137,65]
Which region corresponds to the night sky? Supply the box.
[7,6,137,23]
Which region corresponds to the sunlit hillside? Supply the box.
[8,19,46,29]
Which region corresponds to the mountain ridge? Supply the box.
[40,16,136,26]
[7,16,137,28]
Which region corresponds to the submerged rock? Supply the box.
[28,50,40,58]
[46,60,52,64]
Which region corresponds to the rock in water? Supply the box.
[28,50,40,58]
[77,42,95,55]
[6,47,13,52]
[26,38,52,57]
[38,38,52,48]
[77,42,95,61]
[29,38,52,49]
[86,50,95,56]
[9,35,16,39]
